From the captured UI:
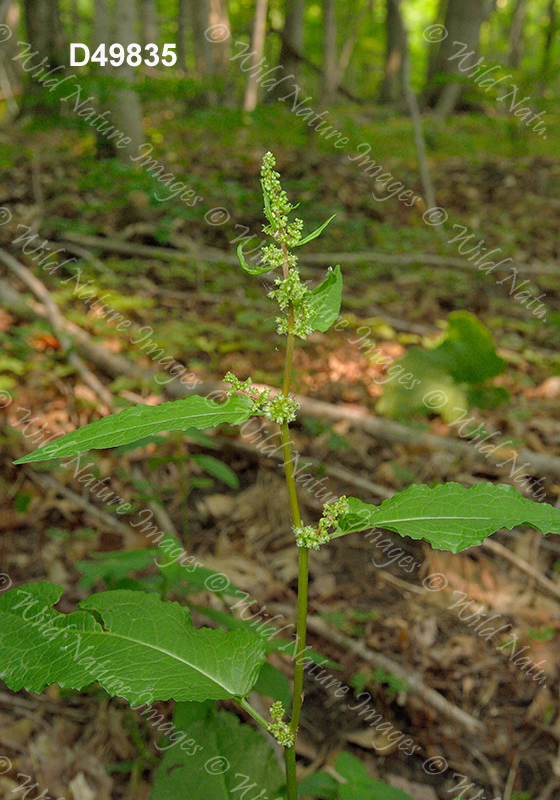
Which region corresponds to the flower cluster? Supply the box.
[224,373,300,424]
[318,496,350,538]
[293,524,329,550]
[267,701,295,747]
[268,271,315,340]
[260,152,303,245]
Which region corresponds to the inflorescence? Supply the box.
[259,152,315,341]
[224,372,300,424]
[267,701,295,747]
[293,496,350,550]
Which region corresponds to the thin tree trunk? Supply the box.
[23,0,67,69]
[92,0,117,158]
[336,0,373,88]
[207,0,231,101]
[507,0,526,67]
[140,0,158,46]
[192,0,230,103]
[379,0,405,102]
[540,0,558,84]
[177,0,191,71]
[267,0,305,100]
[21,0,67,111]
[322,0,337,102]
[243,0,268,111]
[113,0,144,157]
[424,0,488,111]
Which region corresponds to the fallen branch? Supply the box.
[268,602,485,734]
[0,248,114,407]
[59,232,560,276]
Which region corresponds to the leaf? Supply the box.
[188,603,339,666]
[299,753,413,800]
[298,772,339,800]
[0,584,266,703]
[14,395,254,464]
[76,548,160,589]
[331,483,560,554]
[236,241,273,275]
[376,312,506,422]
[335,753,413,800]
[308,265,343,333]
[150,702,285,800]
[192,454,239,489]
[253,662,292,707]
[296,213,336,246]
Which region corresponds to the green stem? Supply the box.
[238,697,269,730]
[279,309,309,800]
[285,746,298,800]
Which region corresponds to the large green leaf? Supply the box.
[0,584,266,703]
[308,266,343,333]
[376,311,506,422]
[332,483,560,553]
[14,396,254,463]
[150,702,285,800]
[298,753,413,800]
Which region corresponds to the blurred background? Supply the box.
[1,1,560,798]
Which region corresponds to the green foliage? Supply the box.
[14,396,254,463]
[332,484,560,553]
[150,702,285,800]
[299,752,413,800]
[0,584,265,703]
[308,266,344,333]
[376,312,508,422]
[191,454,240,489]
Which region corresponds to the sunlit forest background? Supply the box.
[1,0,560,798]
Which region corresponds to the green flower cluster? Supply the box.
[224,373,300,424]
[259,153,315,340]
[318,496,350,538]
[267,701,295,747]
[293,524,329,550]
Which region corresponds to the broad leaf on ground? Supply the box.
[298,752,413,800]
[150,702,285,800]
[14,395,254,463]
[0,584,266,703]
[331,483,560,553]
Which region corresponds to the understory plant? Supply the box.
[4,153,560,800]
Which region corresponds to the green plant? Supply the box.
[4,152,560,800]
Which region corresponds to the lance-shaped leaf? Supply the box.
[14,395,254,464]
[236,241,273,275]
[0,583,266,703]
[307,265,343,333]
[331,483,560,554]
[295,213,336,246]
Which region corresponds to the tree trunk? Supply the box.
[424,0,488,111]
[540,0,558,84]
[140,0,158,46]
[243,0,268,111]
[192,0,230,104]
[507,0,526,68]
[92,0,117,158]
[267,0,305,100]
[21,0,67,112]
[379,0,405,102]
[177,0,191,71]
[322,0,337,102]
[23,0,67,69]
[112,0,144,157]
[0,0,20,114]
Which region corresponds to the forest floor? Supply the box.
[1,100,560,800]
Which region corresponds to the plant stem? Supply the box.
[238,697,269,730]
[280,310,310,800]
